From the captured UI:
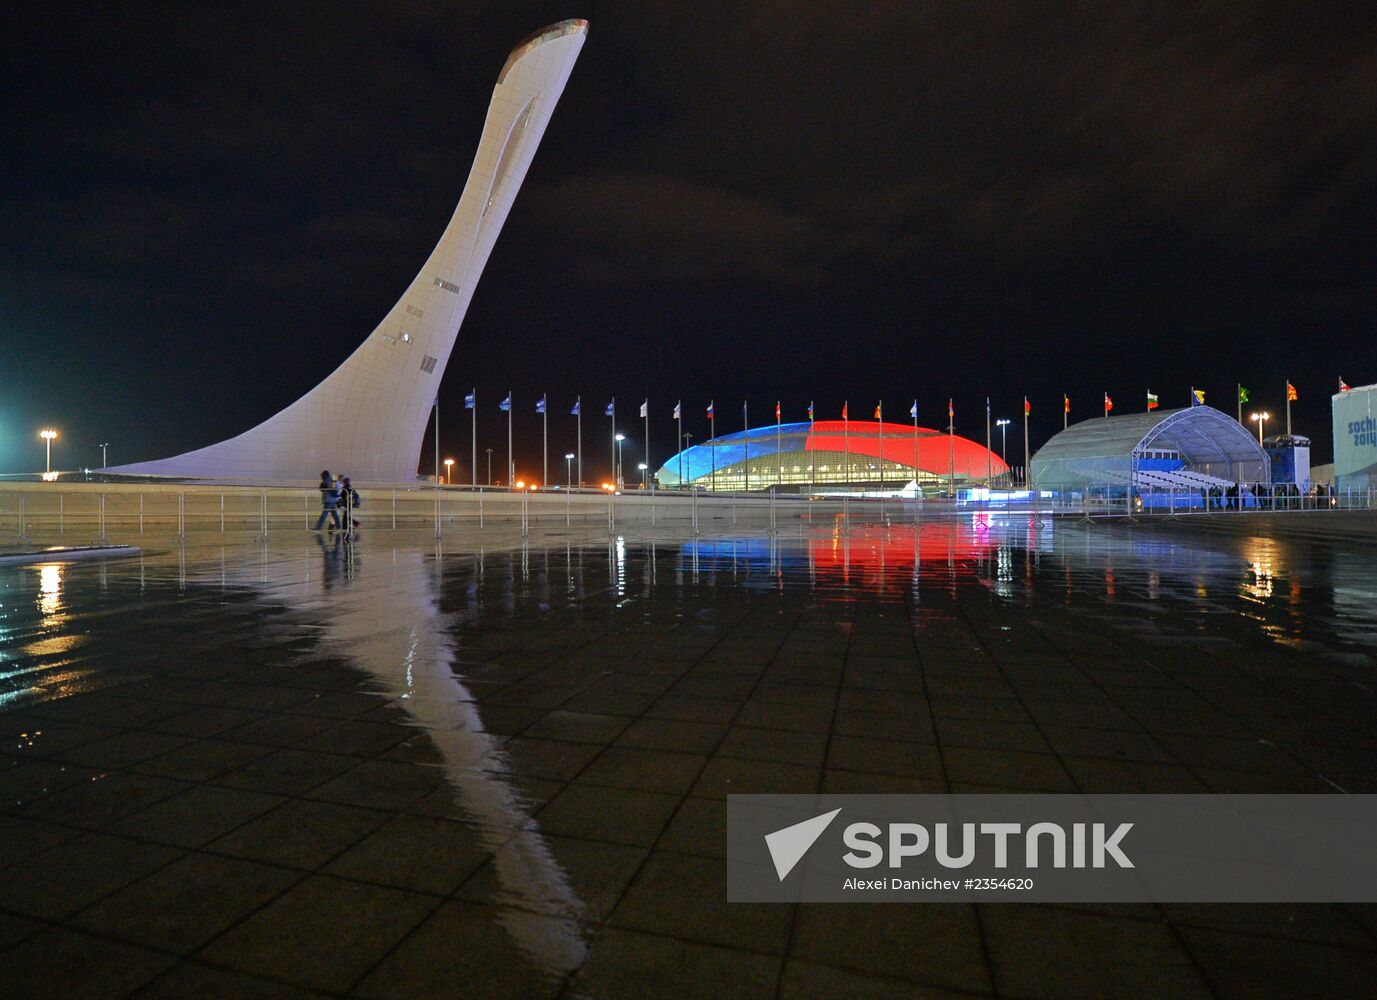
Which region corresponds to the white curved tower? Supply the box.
[112,20,587,482]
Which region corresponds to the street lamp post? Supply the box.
[443,458,455,484]
[39,429,57,474]
[615,433,626,489]
[1250,411,1270,446]
[99,442,108,468]
[995,419,1010,464]
[485,448,494,486]
[638,462,648,490]
[564,452,575,488]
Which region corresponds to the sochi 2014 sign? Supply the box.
[1333,383,1377,489]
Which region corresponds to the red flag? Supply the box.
[873,403,881,420]
[775,401,781,421]
[1023,398,1031,416]
[1104,393,1114,413]
[1339,377,1350,392]
[1286,382,1298,402]
[947,398,954,418]
[842,402,848,420]
[1063,394,1070,414]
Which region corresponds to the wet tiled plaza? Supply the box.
[2,513,1375,998]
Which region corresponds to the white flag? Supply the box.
[639,400,648,419]
[672,402,681,419]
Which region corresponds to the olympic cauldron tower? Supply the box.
[112,21,587,482]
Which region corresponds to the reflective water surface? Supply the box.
[2,514,1375,997]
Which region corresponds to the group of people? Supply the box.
[315,470,360,532]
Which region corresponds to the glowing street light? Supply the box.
[564,452,575,488]
[99,442,109,468]
[1250,411,1270,445]
[39,429,57,474]
[443,457,455,484]
[614,433,626,488]
[995,419,1011,462]
[638,461,649,489]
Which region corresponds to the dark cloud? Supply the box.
[2,1,1375,474]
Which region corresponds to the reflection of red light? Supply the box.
[807,521,994,587]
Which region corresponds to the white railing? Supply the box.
[1,481,1370,546]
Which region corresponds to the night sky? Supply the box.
[4,2,1375,479]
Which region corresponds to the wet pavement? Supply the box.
[1,513,1375,998]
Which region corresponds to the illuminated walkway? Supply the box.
[1,516,1374,997]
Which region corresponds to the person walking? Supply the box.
[314,470,341,531]
[339,476,360,533]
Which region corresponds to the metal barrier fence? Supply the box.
[1,483,1371,545]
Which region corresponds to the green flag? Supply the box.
[1238,385,1250,403]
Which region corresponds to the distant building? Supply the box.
[655,420,1009,493]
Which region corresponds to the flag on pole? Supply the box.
[1192,388,1206,406]
[673,402,681,419]
[605,400,614,417]
[841,402,848,420]
[1104,393,1113,414]
[1024,398,1031,416]
[1063,394,1070,414]
[1339,377,1351,392]
[639,400,648,419]
[1147,391,1159,411]
[948,398,954,419]
[464,392,475,409]
[499,393,511,412]
[807,401,814,421]
[1286,382,1298,401]
[536,396,546,414]
[706,401,714,418]
[775,401,781,421]
[1238,385,1250,404]
[909,400,917,419]
[873,403,882,420]
[570,398,581,415]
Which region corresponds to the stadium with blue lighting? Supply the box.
[656,420,1010,492]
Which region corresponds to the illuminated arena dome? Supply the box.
[656,421,1010,492]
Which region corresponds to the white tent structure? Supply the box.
[112,20,588,482]
[1030,406,1269,489]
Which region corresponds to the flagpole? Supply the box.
[434,396,440,485]
[710,404,716,491]
[1022,397,1029,487]
[809,402,815,493]
[776,402,781,489]
[1286,383,1292,436]
[609,398,616,489]
[985,397,991,486]
[506,390,513,487]
[542,396,548,487]
[644,400,650,490]
[743,401,750,493]
[876,401,882,484]
[912,400,919,490]
[471,388,477,487]
[576,397,582,487]
[948,399,955,498]
[1063,395,1068,431]
[677,402,683,488]
[844,402,849,489]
